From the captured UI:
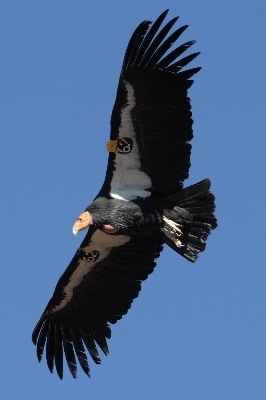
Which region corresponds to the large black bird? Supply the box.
[32,10,217,379]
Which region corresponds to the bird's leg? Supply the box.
[162,216,184,248]
[162,216,182,236]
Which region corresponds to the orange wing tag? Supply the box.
[106,140,118,152]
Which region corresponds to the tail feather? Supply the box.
[165,179,217,262]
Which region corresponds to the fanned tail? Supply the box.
[165,179,217,262]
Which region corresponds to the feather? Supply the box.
[61,323,78,379]
[133,10,170,66]
[46,321,55,373]
[54,322,63,379]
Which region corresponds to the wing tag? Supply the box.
[106,140,118,152]
[106,138,133,153]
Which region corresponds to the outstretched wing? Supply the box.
[32,227,163,379]
[98,9,201,201]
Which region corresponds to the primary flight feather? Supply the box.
[32,10,217,379]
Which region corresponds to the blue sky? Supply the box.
[1,1,266,399]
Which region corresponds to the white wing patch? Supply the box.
[52,230,130,312]
[110,81,152,201]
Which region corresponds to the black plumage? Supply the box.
[32,10,217,379]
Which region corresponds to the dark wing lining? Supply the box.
[32,227,163,379]
[98,10,201,199]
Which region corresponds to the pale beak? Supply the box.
[72,211,93,235]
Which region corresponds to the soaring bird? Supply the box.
[32,10,217,379]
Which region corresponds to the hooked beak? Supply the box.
[72,211,93,235]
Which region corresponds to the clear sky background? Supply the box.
[1,1,266,399]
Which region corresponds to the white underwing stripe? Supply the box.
[110,81,152,201]
[52,230,130,312]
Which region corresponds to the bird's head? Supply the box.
[72,211,93,236]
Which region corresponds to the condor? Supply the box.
[32,9,217,379]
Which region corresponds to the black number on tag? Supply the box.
[76,250,100,262]
[117,137,133,154]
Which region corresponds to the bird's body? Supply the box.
[32,10,217,379]
[86,195,190,232]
